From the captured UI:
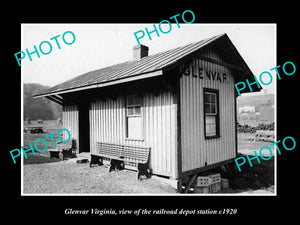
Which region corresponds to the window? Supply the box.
[203,88,220,138]
[126,95,143,139]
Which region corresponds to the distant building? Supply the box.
[238,105,256,114]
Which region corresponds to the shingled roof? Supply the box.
[34,33,259,98]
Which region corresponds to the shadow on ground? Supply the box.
[23,152,62,165]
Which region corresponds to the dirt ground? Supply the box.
[23,151,177,194]
[23,121,275,195]
[23,150,274,195]
[237,133,274,156]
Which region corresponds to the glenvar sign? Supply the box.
[183,65,227,82]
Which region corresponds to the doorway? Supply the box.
[78,101,90,153]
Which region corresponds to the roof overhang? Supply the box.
[45,95,63,105]
[33,69,163,98]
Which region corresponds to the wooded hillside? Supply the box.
[23,83,62,120]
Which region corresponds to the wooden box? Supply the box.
[221,178,229,189]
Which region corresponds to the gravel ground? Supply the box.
[23,131,274,195]
[23,152,274,195]
[23,151,177,194]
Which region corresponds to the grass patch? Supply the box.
[231,154,274,190]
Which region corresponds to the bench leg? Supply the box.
[90,155,103,167]
[62,149,75,161]
[117,161,125,170]
[109,159,124,172]
[50,151,59,159]
[137,163,149,180]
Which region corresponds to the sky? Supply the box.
[21,23,276,95]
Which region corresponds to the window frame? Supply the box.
[126,94,142,117]
[203,88,220,139]
[125,94,144,140]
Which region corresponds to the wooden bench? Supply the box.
[49,149,60,159]
[49,139,77,160]
[90,142,151,179]
[24,126,44,134]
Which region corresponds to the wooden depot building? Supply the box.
[34,33,261,190]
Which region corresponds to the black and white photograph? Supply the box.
[20,23,276,195]
[3,4,299,221]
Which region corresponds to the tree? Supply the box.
[23,83,62,120]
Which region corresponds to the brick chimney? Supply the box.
[133,44,149,60]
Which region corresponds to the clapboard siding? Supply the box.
[62,103,79,152]
[89,89,177,178]
[180,55,236,172]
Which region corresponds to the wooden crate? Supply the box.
[211,182,221,193]
[194,185,210,194]
[221,178,229,189]
[195,173,221,186]
[194,181,221,193]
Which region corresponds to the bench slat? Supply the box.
[94,141,150,164]
[97,141,149,150]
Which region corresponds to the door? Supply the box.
[78,101,90,153]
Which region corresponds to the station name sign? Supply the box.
[183,66,227,82]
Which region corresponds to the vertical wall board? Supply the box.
[62,103,79,152]
[89,89,177,178]
[180,51,236,173]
